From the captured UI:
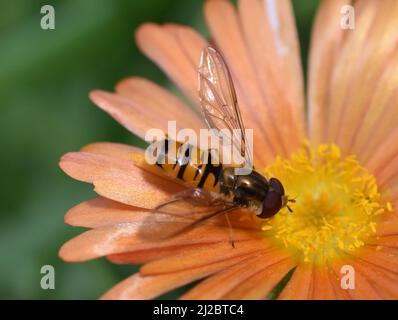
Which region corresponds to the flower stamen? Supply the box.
[257,143,391,265]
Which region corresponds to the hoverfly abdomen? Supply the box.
[154,138,222,193]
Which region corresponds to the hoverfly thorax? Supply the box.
[219,169,287,219]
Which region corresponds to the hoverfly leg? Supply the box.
[153,188,224,215]
[154,198,180,211]
[224,213,235,248]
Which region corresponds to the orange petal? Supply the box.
[140,240,269,275]
[351,246,398,273]
[320,0,377,146]
[326,265,352,300]
[368,235,398,248]
[375,218,398,237]
[64,197,150,228]
[81,142,144,163]
[307,0,348,145]
[181,251,295,300]
[59,222,256,262]
[388,183,398,207]
[90,88,203,141]
[180,249,289,299]
[59,151,183,208]
[108,243,211,265]
[238,0,305,146]
[223,258,295,300]
[311,267,338,300]
[330,260,383,300]
[354,55,398,163]
[135,23,206,105]
[115,76,204,131]
[365,127,398,176]
[101,253,253,300]
[330,1,398,155]
[346,0,398,158]
[204,0,288,164]
[278,263,313,300]
[372,153,398,190]
[344,258,398,299]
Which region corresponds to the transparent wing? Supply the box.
[137,188,237,241]
[198,46,253,169]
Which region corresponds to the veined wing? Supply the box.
[198,46,253,170]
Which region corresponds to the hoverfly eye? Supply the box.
[258,191,282,219]
[269,177,285,196]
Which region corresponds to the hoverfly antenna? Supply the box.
[287,192,301,203]
[283,195,296,213]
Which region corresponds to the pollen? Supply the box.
[257,143,390,265]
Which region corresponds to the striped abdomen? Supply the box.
[154,139,222,192]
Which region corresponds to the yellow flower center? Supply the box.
[257,143,391,265]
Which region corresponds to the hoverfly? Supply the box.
[140,47,294,244]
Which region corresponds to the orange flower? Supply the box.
[59,0,398,299]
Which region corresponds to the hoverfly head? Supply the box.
[258,177,294,218]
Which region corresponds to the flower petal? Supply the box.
[180,249,288,299]
[59,222,256,262]
[375,218,398,237]
[326,265,352,299]
[90,84,203,141]
[140,240,268,275]
[81,142,145,162]
[325,0,379,146]
[309,0,398,160]
[64,197,150,228]
[204,0,296,163]
[135,23,206,106]
[101,253,253,300]
[278,263,313,299]
[307,0,353,144]
[238,0,305,143]
[59,152,183,208]
[330,260,383,300]
[337,1,398,156]
[389,183,398,207]
[344,259,398,299]
[311,267,338,300]
[368,235,398,248]
[370,151,398,191]
[108,243,213,265]
[365,128,398,173]
[115,76,204,130]
[351,246,398,273]
[222,258,295,300]
[354,58,398,164]
[181,250,294,300]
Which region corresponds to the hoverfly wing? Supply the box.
[198,46,253,169]
[137,188,235,241]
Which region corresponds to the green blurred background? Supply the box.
[0,0,319,299]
